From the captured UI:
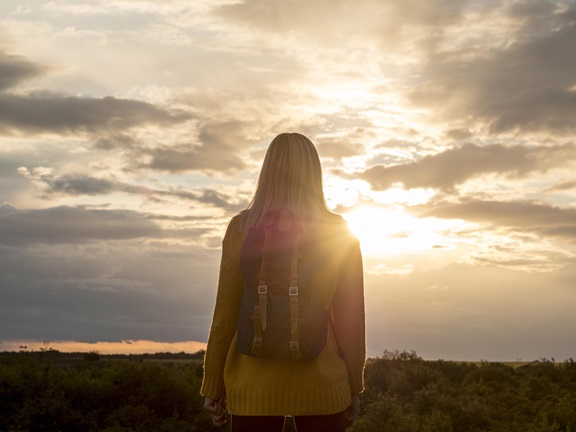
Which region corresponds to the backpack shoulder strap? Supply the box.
[251,228,271,356]
[289,232,302,361]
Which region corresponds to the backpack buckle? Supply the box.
[290,341,300,351]
[253,337,263,347]
[258,285,268,294]
[289,286,298,296]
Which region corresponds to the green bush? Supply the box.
[0,356,216,432]
[1,351,576,431]
[352,352,576,432]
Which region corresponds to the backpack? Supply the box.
[237,224,330,361]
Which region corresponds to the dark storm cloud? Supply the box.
[0,92,190,135]
[411,3,576,134]
[0,51,48,91]
[0,205,162,245]
[359,143,576,191]
[418,199,576,241]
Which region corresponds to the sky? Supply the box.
[1,0,575,361]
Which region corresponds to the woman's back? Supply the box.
[201,133,365,431]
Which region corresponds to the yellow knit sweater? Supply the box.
[201,214,366,416]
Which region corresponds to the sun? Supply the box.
[343,205,410,256]
[343,205,462,258]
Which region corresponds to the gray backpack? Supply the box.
[237,225,329,361]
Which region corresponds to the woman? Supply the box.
[201,133,365,432]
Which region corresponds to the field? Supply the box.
[1,350,575,431]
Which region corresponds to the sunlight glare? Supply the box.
[343,205,467,258]
[311,83,375,110]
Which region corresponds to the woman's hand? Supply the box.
[345,393,360,426]
[204,396,227,427]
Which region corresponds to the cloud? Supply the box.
[20,171,246,213]
[318,141,360,159]
[365,262,576,360]
[0,238,220,343]
[40,0,208,17]
[213,0,576,138]
[359,143,576,191]
[422,199,576,227]
[213,1,576,142]
[417,199,576,242]
[0,204,221,344]
[0,92,190,135]
[141,143,244,172]
[546,180,576,192]
[2,0,575,361]
[217,0,465,44]
[138,120,251,172]
[196,189,246,212]
[40,173,118,196]
[411,3,576,134]
[0,49,190,136]
[0,51,48,90]
[0,205,162,245]
[93,134,137,150]
[316,128,368,159]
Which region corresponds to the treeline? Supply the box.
[351,350,576,432]
[0,350,205,362]
[0,352,216,432]
[1,350,576,431]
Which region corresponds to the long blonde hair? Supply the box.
[240,132,332,234]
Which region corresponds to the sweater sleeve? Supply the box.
[201,217,244,400]
[332,232,366,394]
